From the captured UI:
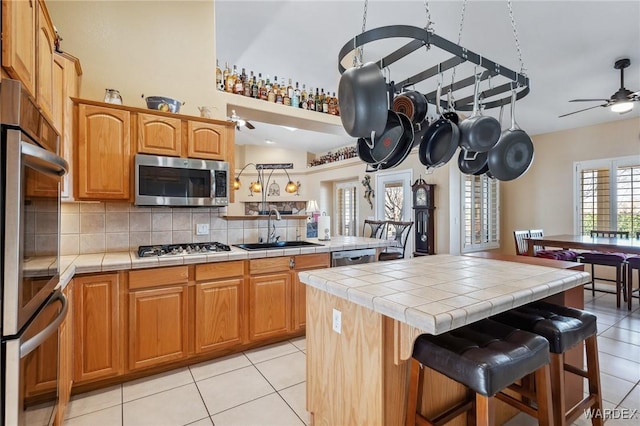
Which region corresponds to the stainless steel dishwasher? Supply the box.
[331,248,377,267]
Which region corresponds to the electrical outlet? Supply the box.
[332,309,342,334]
[196,223,209,235]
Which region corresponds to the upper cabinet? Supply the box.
[2,0,37,96]
[137,113,182,156]
[187,121,228,160]
[36,0,54,119]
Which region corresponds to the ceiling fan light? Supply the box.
[236,118,246,127]
[611,101,633,113]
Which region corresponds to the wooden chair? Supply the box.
[362,219,387,239]
[580,230,629,307]
[529,229,578,261]
[624,231,640,311]
[378,221,413,261]
[513,230,530,255]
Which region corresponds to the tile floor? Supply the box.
[63,291,640,426]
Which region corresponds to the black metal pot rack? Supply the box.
[338,25,530,111]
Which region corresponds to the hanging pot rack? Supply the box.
[337,25,530,111]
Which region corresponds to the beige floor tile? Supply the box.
[64,405,122,426]
[24,401,55,426]
[601,326,640,346]
[123,367,193,402]
[189,353,251,382]
[289,336,306,351]
[122,383,208,426]
[620,383,640,409]
[255,352,306,390]
[243,341,300,364]
[598,353,640,384]
[598,337,640,363]
[599,372,637,405]
[184,417,214,426]
[279,382,310,425]
[211,393,304,426]
[196,365,274,414]
[66,384,122,419]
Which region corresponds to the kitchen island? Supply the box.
[299,254,591,425]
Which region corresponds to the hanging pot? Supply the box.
[412,119,429,148]
[338,62,388,138]
[458,149,488,175]
[393,90,428,124]
[487,89,534,181]
[419,82,459,168]
[379,112,415,169]
[458,74,502,153]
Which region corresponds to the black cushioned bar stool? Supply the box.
[406,319,553,426]
[492,301,603,426]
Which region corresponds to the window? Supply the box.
[461,174,500,252]
[336,182,357,236]
[576,156,640,236]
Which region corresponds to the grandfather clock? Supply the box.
[412,178,435,256]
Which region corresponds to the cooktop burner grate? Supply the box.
[137,242,231,258]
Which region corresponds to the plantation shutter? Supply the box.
[462,174,499,252]
[336,183,357,236]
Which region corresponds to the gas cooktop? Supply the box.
[137,242,231,258]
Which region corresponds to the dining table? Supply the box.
[526,233,640,256]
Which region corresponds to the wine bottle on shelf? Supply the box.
[322,89,329,113]
[301,84,308,109]
[328,92,336,115]
[292,82,300,108]
[223,62,230,92]
[243,71,253,97]
[315,88,323,112]
[308,87,315,111]
[268,75,276,103]
[235,68,246,95]
[287,78,294,100]
[215,59,223,91]
[251,75,259,98]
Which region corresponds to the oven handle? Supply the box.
[20,290,68,358]
[21,140,68,176]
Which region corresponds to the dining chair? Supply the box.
[379,220,413,261]
[513,230,530,255]
[362,219,387,239]
[579,230,629,308]
[624,231,640,310]
[529,229,579,261]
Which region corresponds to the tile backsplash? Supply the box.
[61,202,307,255]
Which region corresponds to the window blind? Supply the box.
[462,174,499,252]
[336,183,357,236]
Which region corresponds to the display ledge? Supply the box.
[223,215,308,220]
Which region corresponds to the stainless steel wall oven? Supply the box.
[1,79,68,425]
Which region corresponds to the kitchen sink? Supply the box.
[234,241,325,251]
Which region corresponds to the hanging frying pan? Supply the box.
[412,119,429,148]
[379,112,414,169]
[458,149,488,175]
[393,90,428,124]
[419,83,459,168]
[487,89,534,181]
[458,74,502,153]
[367,110,407,164]
[357,137,379,165]
[339,62,388,138]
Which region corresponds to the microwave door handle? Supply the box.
[211,170,216,199]
[21,141,68,176]
[20,290,68,358]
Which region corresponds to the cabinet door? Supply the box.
[77,104,131,200]
[293,254,330,330]
[195,278,243,353]
[249,272,291,341]
[36,0,54,119]
[129,286,188,370]
[137,113,182,156]
[73,274,122,383]
[59,55,81,200]
[55,284,73,426]
[187,121,226,160]
[1,0,36,96]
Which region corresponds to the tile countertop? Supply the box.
[37,236,392,291]
[298,254,591,335]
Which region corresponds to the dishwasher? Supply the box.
[331,248,377,267]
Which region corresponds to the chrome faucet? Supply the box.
[267,208,281,243]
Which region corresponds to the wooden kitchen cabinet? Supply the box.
[137,113,183,156]
[292,253,330,330]
[36,0,55,120]
[76,103,131,200]
[1,0,37,96]
[128,266,189,370]
[248,257,292,341]
[55,283,73,426]
[73,273,123,383]
[194,261,245,353]
[187,121,228,160]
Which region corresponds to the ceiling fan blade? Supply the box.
[569,98,609,102]
[245,121,255,130]
[558,104,607,118]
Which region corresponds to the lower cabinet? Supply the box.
[249,272,292,341]
[73,273,123,383]
[293,253,330,330]
[128,266,189,371]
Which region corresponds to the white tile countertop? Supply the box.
[36,237,392,291]
[298,254,591,335]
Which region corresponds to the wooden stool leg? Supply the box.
[405,359,421,426]
[629,264,633,311]
[534,365,553,426]
[549,353,567,426]
[591,264,596,297]
[585,335,604,426]
[475,394,495,426]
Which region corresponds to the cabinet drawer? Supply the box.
[294,253,330,270]
[249,257,291,275]
[129,266,189,290]
[196,261,244,281]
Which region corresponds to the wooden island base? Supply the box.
[305,255,585,426]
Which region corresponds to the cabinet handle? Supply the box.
[289,258,295,269]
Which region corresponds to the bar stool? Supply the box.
[492,301,603,426]
[580,230,629,307]
[406,319,553,426]
[626,255,640,311]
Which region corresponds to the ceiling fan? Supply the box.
[559,58,639,118]
[229,110,255,130]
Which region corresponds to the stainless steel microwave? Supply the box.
[134,154,229,207]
